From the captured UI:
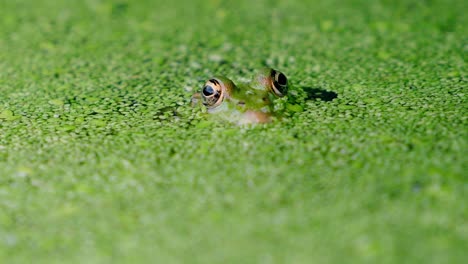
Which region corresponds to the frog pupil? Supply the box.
[203,85,215,96]
[273,81,283,92]
[277,73,287,86]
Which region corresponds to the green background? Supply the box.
[0,0,466,263]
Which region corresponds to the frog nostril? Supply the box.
[203,85,215,96]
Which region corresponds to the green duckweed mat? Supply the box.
[0,0,466,263]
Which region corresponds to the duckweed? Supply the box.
[0,0,466,263]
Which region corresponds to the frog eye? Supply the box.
[201,79,224,108]
[271,70,288,97]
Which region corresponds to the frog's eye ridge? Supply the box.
[209,79,220,85]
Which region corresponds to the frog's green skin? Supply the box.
[249,68,288,97]
[192,68,289,125]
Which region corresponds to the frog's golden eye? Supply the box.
[270,69,288,97]
[201,79,224,108]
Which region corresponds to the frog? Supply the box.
[191,68,289,125]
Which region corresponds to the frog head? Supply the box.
[192,68,289,124]
[249,67,288,97]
